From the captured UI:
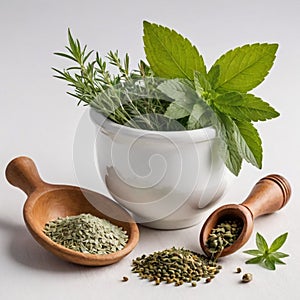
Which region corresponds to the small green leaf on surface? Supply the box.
[256,232,269,252]
[245,256,264,264]
[269,232,288,252]
[243,232,289,270]
[243,249,263,256]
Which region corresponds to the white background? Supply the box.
[1,1,300,299]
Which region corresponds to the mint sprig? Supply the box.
[243,232,289,270]
[143,21,280,175]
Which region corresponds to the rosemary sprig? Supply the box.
[53,29,175,131]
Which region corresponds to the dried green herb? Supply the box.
[243,232,289,270]
[131,247,221,286]
[206,219,243,258]
[43,213,128,255]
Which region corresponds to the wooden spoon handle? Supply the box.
[5,156,46,196]
[241,174,291,219]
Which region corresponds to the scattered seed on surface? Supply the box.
[131,247,221,287]
[122,276,129,282]
[236,267,242,273]
[205,278,212,283]
[191,281,197,287]
[242,273,253,283]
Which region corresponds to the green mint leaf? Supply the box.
[216,112,243,176]
[256,232,268,252]
[269,254,286,265]
[143,21,206,80]
[245,256,264,264]
[263,256,276,270]
[210,43,278,92]
[271,252,289,259]
[207,65,220,89]
[269,232,288,253]
[234,120,262,169]
[243,249,263,256]
[194,71,211,98]
[214,92,280,122]
[240,94,280,121]
[159,79,197,119]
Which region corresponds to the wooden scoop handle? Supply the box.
[241,174,291,219]
[5,156,46,196]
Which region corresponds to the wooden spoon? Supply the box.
[199,174,291,258]
[5,156,139,266]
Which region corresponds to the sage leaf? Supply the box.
[143,21,206,80]
[164,101,193,119]
[210,43,278,93]
[234,120,262,169]
[256,232,269,252]
[269,232,288,252]
[214,92,280,122]
[159,79,198,119]
[187,103,207,130]
[217,112,243,176]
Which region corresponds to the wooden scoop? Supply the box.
[200,174,291,258]
[5,156,139,266]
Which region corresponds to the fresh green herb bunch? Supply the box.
[54,21,281,175]
[131,247,222,286]
[243,232,289,270]
[143,21,280,175]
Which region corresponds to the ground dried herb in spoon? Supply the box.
[43,213,128,254]
[131,247,221,286]
[206,219,243,258]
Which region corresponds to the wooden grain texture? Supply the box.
[5,156,139,266]
[199,174,291,258]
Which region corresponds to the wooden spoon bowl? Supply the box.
[200,174,291,258]
[5,156,139,266]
